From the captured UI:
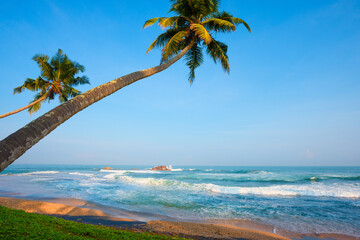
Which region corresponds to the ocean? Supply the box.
[0,165,359,237]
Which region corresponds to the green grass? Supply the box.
[0,205,186,239]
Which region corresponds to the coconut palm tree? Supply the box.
[0,0,250,172]
[0,49,89,119]
[144,0,251,83]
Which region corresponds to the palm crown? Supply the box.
[143,0,251,83]
[14,49,89,113]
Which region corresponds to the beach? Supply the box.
[0,196,289,240]
[0,165,359,239]
[1,196,359,240]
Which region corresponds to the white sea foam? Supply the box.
[68,172,94,177]
[26,171,59,175]
[107,175,360,198]
[100,169,183,175]
[203,183,360,198]
[103,174,121,179]
[118,176,172,185]
[128,170,164,174]
[6,171,60,176]
[100,169,126,173]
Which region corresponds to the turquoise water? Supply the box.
[0,165,359,236]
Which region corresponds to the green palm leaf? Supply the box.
[158,16,190,29]
[143,17,164,29]
[32,54,54,80]
[211,11,251,33]
[231,17,251,32]
[185,44,204,84]
[206,39,229,73]
[145,29,185,54]
[12,49,89,114]
[162,30,189,61]
[202,18,236,32]
[144,0,250,83]
[28,93,45,114]
[190,24,212,44]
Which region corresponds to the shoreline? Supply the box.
[0,196,358,240]
[0,196,287,240]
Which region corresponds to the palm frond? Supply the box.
[169,0,195,19]
[70,76,90,86]
[170,0,220,20]
[15,77,51,93]
[13,85,26,94]
[27,93,45,114]
[50,49,66,70]
[210,11,251,33]
[162,30,188,61]
[13,49,89,116]
[158,16,191,29]
[32,54,54,80]
[190,23,212,44]
[202,18,236,32]
[206,38,230,73]
[62,85,81,101]
[144,0,251,84]
[185,44,204,84]
[146,39,159,54]
[146,29,185,54]
[231,17,251,32]
[198,0,220,18]
[143,17,164,29]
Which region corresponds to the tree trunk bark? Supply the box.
[0,95,47,119]
[0,42,194,172]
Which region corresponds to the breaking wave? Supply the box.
[105,175,360,198]
[3,171,60,176]
[68,172,94,177]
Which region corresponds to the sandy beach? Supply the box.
[1,196,358,240]
[0,196,289,240]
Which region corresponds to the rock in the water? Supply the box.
[151,165,170,171]
[103,167,112,170]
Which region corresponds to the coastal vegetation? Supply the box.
[0,0,250,172]
[0,49,89,118]
[0,205,186,240]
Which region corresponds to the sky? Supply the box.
[0,0,359,166]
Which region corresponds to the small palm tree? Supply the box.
[143,0,251,83]
[0,49,89,118]
[0,0,250,172]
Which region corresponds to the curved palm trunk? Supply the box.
[0,95,47,119]
[0,42,194,172]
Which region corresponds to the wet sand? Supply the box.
[0,197,358,240]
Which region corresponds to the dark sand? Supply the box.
[0,197,358,240]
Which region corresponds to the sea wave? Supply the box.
[170,168,184,171]
[100,169,126,173]
[186,172,360,183]
[204,183,360,198]
[106,175,360,198]
[3,171,60,176]
[100,169,185,174]
[68,172,94,177]
[306,175,360,181]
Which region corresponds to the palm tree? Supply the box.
[144,0,250,83]
[0,49,89,119]
[0,0,250,172]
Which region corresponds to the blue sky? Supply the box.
[0,0,359,166]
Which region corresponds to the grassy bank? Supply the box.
[0,205,186,239]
